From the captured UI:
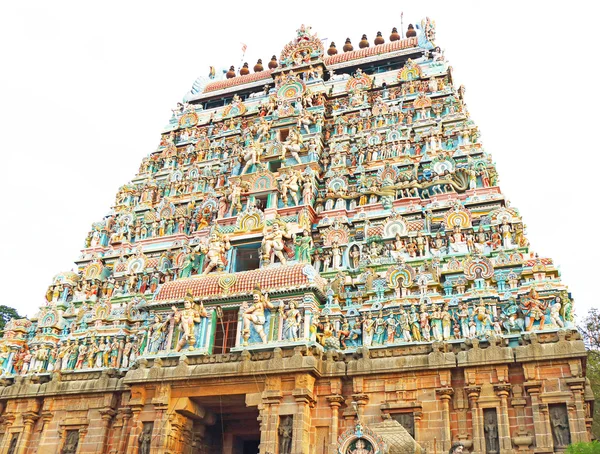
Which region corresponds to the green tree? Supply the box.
[580,308,600,440]
[565,441,600,454]
[0,305,21,331]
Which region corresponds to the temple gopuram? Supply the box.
[0,18,593,454]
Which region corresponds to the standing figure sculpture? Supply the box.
[138,423,153,454]
[281,302,302,341]
[172,291,208,351]
[278,169,301,206]
[362,313,375,347]
[278,416,293,454]
[147,314,168,353]
[255,118,272,142]
[297,110,314,135]
[281,128,304,165]
[242,285,275,346]
[550,406,570,447]
[241,139,262,174]
[261,219,292,266]
[483,411,498,453]
[294,229,313,264]
[227,180,245,217]
[520,288,548,331]
[200,229,231,274]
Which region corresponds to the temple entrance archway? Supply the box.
[191,394,261,454]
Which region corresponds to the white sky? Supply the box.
[0,1,598,320]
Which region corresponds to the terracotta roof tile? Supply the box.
[201,38,418,94]
[323,37,418,66]
[203,70,274,93]
[524,258,553,267]
[155,263,325,301]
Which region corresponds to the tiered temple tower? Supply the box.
[0,19,593,454]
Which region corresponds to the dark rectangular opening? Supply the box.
[233,244,261,272]
[270,160,283,173]
[391,413,415,438]
[213,309,238,354]
[254,195,268,210]
[279,128,290,142]
[242,439,260,454]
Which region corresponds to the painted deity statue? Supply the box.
[281,128,304,165]
[200,229,231,274]
[172,291,208,351]
[255,118,272,142]
[261,220,292,266]
[294,229,313,264]
[348,439,372,454]
[242,286,275,345]
[241,139,262,174]
[520,288,548,331]
[280,301,302,341]
[147,314,168,353]
[278,169,301,206]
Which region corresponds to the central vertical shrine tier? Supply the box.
[0,19,592,454]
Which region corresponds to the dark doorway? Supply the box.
[242,438,260,454]
[192,394,261,454]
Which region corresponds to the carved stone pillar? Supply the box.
[566,378,589,443]
[465,386,483,454]
[166,413,185,453]
[326,395,344,454]
[117,409,133,454]
[260,384,283,454]
[0,414,16,454]
[152,383,172,453]
[494,384,512,454]
[413,410,423,446]
[15,411,39,454]
[342,407,356,432]
[126,407,143,454]
[540,403,554,452]
[436,387,454,453]
[98,407,116,454]
[509,384,532,452]
[292,374,316,454]
[524,381,552,452]
[351,394,369,422]
[37,411,54,454]
[452,388,472,451]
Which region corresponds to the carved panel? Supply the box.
[549,403,571,448]
[483,408,499,454]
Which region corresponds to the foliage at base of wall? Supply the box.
[566,441,600,454]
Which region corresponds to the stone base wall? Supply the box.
[0,334,593,454]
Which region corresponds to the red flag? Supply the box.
[241,43,247,53]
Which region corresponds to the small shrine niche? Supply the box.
[62,430,80,454]
[483,408,499,454]
[7,434,19,454]
[549,403,571,448]
[139,422,154,454]
[279,415,294,454]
